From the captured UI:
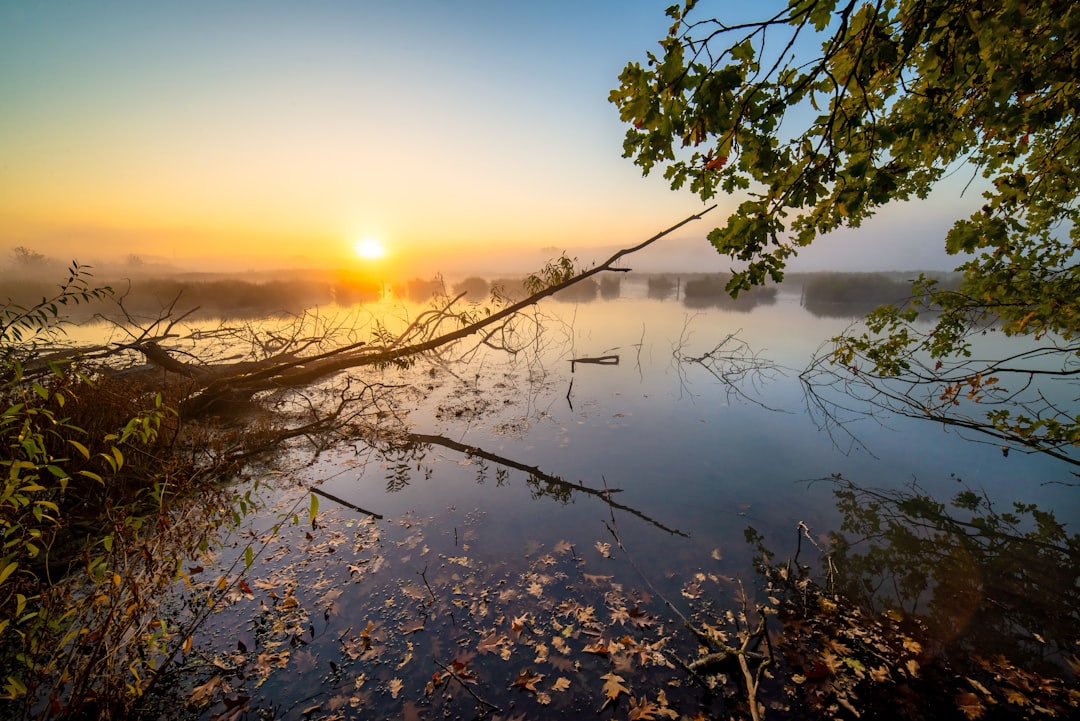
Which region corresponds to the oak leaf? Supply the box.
[512,668,543,693]
[628,695,659,719]
[551,677,571,692]
[956,691,986,720]
[600,672,629,709]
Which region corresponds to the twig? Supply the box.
[434,659,502,713]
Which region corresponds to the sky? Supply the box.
[0,1,974,278]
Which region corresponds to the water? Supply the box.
[170,276,1079,719]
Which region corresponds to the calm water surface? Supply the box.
[177,276,1078,718]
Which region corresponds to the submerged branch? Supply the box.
[406,432,689,538]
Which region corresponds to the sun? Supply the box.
[353,237,386,260]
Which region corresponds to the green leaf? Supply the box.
[309,493,319,527]
[0,561,18,587]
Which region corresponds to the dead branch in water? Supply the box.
[118,207,716,416]
[406,432,689,537]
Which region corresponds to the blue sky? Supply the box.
[0,1,972,275]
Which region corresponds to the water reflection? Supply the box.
[404,433,689,537]
[819,476,1079,674]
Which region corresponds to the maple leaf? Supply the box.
[512,668,543,693]
[600,672,629,709]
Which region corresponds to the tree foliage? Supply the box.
[611,0,1080,461]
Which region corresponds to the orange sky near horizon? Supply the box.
[1,1,973,279]
[0,1,717,277]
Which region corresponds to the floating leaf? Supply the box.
[600,672,629,709]
[512,668,543,693]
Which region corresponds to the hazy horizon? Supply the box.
[2,1,975,282]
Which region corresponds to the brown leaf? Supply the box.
[512,669,543,693]
[655,689,679,719]
[820,650,843,676]
[551,677,571,692]
[600,672,629,709]
[583,639,610,656]
[870,665,890,683]
[389,677,404,699]
[628,695,659,720]
[583,573,613,586]
[478,630,509,655]
[188,675,226,707]
[399,619,425,635]
[956,691,986,720]
[554,540,574,554]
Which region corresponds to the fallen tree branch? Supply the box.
[131,207,717,416]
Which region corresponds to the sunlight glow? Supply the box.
[353,237,387,260]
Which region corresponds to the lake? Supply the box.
[168,274,1079,719]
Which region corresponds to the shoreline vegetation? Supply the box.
[0,263,963,322]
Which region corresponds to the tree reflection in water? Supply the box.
[820,477,1079,674]
[741,477,1080,717]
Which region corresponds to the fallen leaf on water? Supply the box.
[551,677,571,692]
[389,678,404,699]
[595,542,612,558]
[600,672,629,709]
[188,675,226,707]
[628,695,659,720]
[512,668,543,693]
[477,630,509,655]
[956,691,986,720]
[399,619,425,635]
[583,639,610,656]
[554,540,574,554]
